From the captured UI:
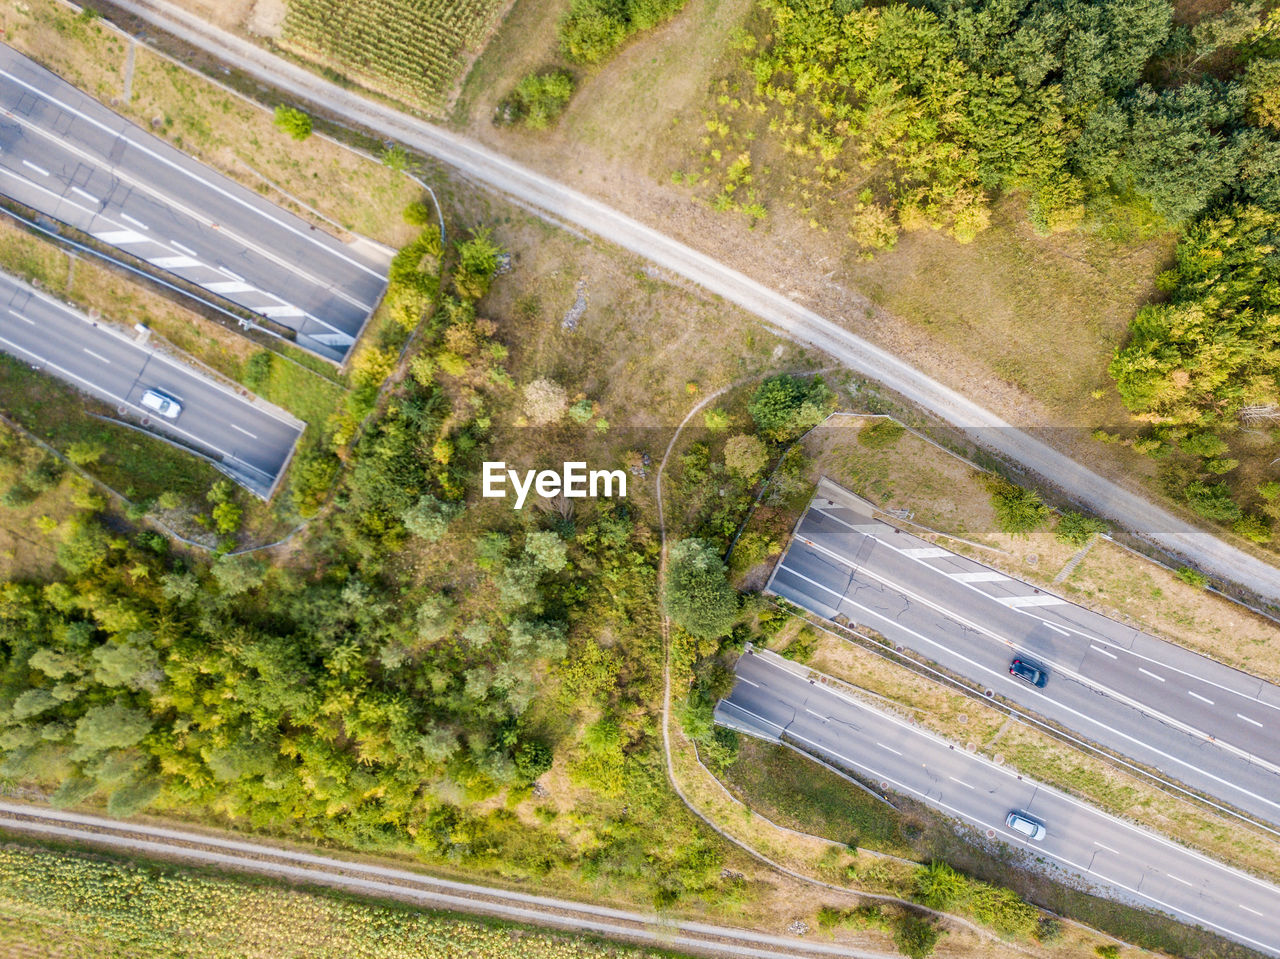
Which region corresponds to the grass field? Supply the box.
[0,843,687,959]
[281,0,508,114]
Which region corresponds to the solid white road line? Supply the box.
[82,347,109,364]
[230,424,257,439]
[773,561,1280,812]
[1090,645,1117,659]
[1,67,387,282]
[20,159,48,176]
[1139,668,1166,683]
[728,686,1280,953]
[807,515,1280,719]
[1189,691,1215,705]
[1238,714,1265,729]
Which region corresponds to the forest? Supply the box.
[0,198,786,909]
[684,0,1280,544]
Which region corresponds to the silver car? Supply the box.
[140,388,182,419]
[1006,810,1046,840]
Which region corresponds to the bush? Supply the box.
[893,914,942,959]
[1234,512,1272,543]
[1176,566,1208,588]
[523,378,569,426]
[273,105,312,141]
[560,0,688,64]
[1054,511,1107,547]
[503,71,575,129]
[1184,480,1243,522]
[453,229,502,301]
[987,479,1049,536]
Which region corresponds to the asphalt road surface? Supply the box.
[768,481,1280,827]
[0,43,389,361]
[717,650,1280,957]
[0,271,303,496]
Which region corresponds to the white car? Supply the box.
[1006,810,1046,840]
[140,388,182,419]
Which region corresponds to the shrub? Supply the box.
[987,479,1049,536]
[523,378,569,426]
[893,914,942,959]
[1176,566,1208,588]
[504,71,575,129]
[1054,511,1107,547]
[1234,512,1272,543]
[273,105,312,141]
[1184,480,1243,522]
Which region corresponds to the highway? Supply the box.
[716,649,1280,957]
[0,271,303,496]
[768,480,1280,827]
[0,43,389,362]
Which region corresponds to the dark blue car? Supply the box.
[1009,657,1049,688]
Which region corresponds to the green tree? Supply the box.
[273,105,313,141]
[72,702,152,754]
[664,539,739,639]
[723,434,768,480]
[748,375,835,441]
[452,230,502,300]
[401,493,463,542]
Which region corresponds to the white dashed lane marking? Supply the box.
[1237,714,1264,729]
[230,424,257,439]
[82,347,109,364]
[21,159,48,176]
[1139,668,1166,683]
[1189,691,1215,705]
[1091,645,1117,659]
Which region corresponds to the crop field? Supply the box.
[281,0,506,111]
[0,844,684,959]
